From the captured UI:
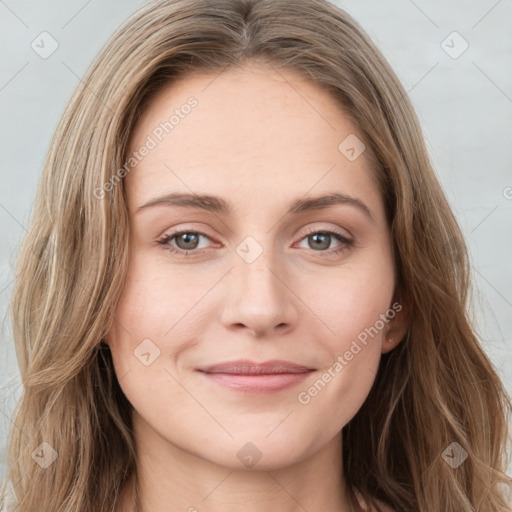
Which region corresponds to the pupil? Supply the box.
[311,233,329,250]
[178,233,198,249]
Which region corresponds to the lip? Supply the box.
[196,360,315,393]
[196,359,315,374]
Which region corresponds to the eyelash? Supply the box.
[156,227,354,258]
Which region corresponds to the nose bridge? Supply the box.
[234,234,283,303]
[220,233,297,336]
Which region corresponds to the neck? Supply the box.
[118,413,355,512]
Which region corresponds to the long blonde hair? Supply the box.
[1,0,510,510]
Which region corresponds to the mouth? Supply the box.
[195,360,316,393]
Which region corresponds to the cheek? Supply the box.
[296,258,395,409]
[304,259,395,346]
[110,253,206,341]
[105,251,220,389]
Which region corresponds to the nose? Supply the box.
[220,253,299,338]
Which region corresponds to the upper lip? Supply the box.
[196,360,315,375]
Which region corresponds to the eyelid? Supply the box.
[157,222,352,242]
[299,224,353,242]
[156,223,216,242]
[156,229,218,250]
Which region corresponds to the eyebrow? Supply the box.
[136,191,374,221]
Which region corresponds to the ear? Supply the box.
[381,293,409,354]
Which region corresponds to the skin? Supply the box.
[105,60,408,512]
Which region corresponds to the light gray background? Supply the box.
[1,0,511,483]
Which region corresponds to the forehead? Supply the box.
[125,62,383,220]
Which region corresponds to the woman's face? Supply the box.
[105,61,407,470]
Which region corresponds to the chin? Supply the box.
[192,429,324,471]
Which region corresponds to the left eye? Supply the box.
[157,229,353,256]
[295,230,352,252]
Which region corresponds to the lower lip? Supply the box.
[199,371,313,393]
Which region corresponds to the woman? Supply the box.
[1,0,510,511]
